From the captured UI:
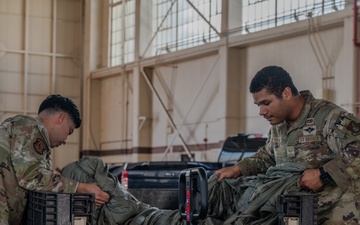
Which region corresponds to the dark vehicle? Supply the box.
[110,161,225,209]
[217,133,268,163]
[109,133,267,209]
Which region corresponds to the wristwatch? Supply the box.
[319,167,332,185]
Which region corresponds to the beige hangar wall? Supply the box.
[0,0,83,169]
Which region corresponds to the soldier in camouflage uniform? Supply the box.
[215,65,360,224]
[0,94,109,225]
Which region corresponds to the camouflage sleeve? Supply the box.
[235,133,276,176]
[9,119,78,193]
[323,111,360,192]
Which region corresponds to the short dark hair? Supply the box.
[38,94,81,128]
[249,65,299,98]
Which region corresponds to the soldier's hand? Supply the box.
[77,183,110,206]
[299,168,323,191]
[215,165,241,181]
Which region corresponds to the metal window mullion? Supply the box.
[52,0,57,93]
[275,0,278,27]
[109,5,113,66]
[134,0,140,60]
[24,0,29,114]
[209,0,212,42]
[176,0,178,51]
[122,1,125,64]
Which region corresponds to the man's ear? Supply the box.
[58,113,67,124]
[282,87,293,100]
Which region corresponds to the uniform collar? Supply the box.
[277,90,315,133]
[35,116,51,149]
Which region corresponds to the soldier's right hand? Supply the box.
[77,183,110,206]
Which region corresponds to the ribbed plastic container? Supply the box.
[26,191,94,225]
[277,194,318,225]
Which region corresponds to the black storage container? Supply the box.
[277,194,318,225]
[26,191,94,225]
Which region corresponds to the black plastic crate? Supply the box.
[71,193,94,225]
[26,191,94,225]
[277,194,318,225]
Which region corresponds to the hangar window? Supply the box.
[242,0,347,33]
[109,0,135,66]
[107,0,348,66]
[151,0,222,56]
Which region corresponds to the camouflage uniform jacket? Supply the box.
[236,90,360,223]
[0,115,78,225]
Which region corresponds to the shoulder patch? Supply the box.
[33,138,47,155]
[335,114,360,136]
